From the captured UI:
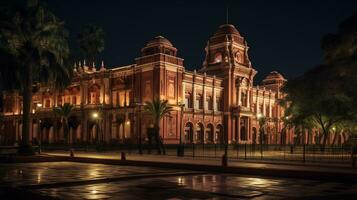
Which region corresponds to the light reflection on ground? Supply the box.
[0,162,356,199]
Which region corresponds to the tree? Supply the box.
[143,98,173,154]
[77,25,104,66]
[0,0,72,154]
[53,103,74,145]
[283,13,357,150]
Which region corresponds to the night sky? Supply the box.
[25,0,357,81]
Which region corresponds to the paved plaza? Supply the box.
[0,161,357,199]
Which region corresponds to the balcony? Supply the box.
[232,105,253,115]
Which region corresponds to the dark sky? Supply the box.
[45,0,357,81]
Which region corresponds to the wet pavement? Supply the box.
[0,162,357,199]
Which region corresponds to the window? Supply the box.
[72,96,77,105]
[90,92,100,104]
[251,103,256,112]
[214,52,222,63]
[196,94,203,109]
[112,91,117,107]
[216,96,222,111]
[185,92,192,108]
[126,90,130,106]
[45,99,51,108]
[65,96,71,103]
[241,91,247,106]
[206,96,213,110]
[57,96,62,106]
[119,91,125,107]
[235,51,243,63]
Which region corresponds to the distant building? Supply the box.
[2,24,309,146]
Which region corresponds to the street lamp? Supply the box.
[92,111,101,145]
[92,112,99,119]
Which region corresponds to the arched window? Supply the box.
[89,85,100,104]
[206,124,214,143]
[235,51,243,63]
[214,52,222,63]
[241,91,247,106]
[184,122,194,143]
[196,123,204,143]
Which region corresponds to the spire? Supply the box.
[92,62,96,72]
[83,59,88,71]
[226,6,229,24]
[100,60,106,71]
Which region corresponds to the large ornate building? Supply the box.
[1,24,297,146]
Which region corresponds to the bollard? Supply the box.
[121,152,126,161]
[70,148,74,157]
[244,143,247,160]
[222,154,228,167]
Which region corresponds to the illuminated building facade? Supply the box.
[1,24,315,146]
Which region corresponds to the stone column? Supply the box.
[182,83,185,104]
[203,81,206,110]
[237,86,241,106]
[247,89,250,107]
[256,88,259,114]
[192,83,196,109]
[213,88,217,111]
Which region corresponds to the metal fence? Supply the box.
[140,144,354,165]
[42,143,356,166]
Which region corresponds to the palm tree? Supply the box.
[144,98,173,154]
[77,25,104,66]
[53,103,74,145]
[0,0,72,154]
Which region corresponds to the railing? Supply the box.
[40,143,357,166]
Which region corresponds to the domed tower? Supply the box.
[262,71,287,92]
[141,36,178,57]
[135,36,184,103]
[201,24,255,74]
[200,24,257,144]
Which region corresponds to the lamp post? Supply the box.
[38,119,42,154]
[92,111,101,146]
[257,113,264,159]
[36,103,42,154]
[177,102,185,156]
[134,102,143,155]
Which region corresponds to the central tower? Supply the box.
[200,24,257,143]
